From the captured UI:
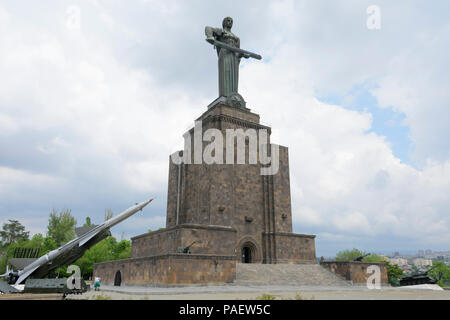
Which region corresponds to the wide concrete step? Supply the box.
[235,263,352,286]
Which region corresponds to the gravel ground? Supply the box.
[66,284,450,300]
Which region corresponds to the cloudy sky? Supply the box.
[0,0,449,257]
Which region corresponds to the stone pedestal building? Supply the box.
[94,102,317,285]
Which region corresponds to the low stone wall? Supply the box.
[321,261,389,285]
[93,253,236,285]
[131,224,237,258]
[263,232,316,264]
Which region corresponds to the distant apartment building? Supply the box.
[413,258,432,267]
[387,257,408,267]
[418,250,425,257]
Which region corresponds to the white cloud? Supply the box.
[0,113,18,136]
[0,1,449,256]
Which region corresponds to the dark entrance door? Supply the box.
[241,247,252,263]
[114,270,121,286]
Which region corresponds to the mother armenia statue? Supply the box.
[205,17,261,109]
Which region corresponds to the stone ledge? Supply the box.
[274,259,317,264]
[131,223,237,241]
[263,232,316,239]
[95,253,237,267]
[322,261,387,266]
[206,114,270,131]
[199,102,257,121]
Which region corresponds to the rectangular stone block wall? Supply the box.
[166,254,236,284]
[321,261,389,285]
[273,146,293,233]
[131,224,236,258]
[131,228,177,258]
[197,104,261,124]
[265,232,316,264]
[166,154,180,228]
[94,256,170,285]
[93,254,236,285]
[176,225,236,256]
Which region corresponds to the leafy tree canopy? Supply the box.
[0,219,30,247]
[83,217,93,227]
[47,209,77,247]
[74,236,131,279]
[104,209,114,221]
[335,248,366,261]
[0,233,58,274]
[429,261,450,287]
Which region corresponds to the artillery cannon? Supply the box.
[354,253,371,262]
[178,241,197,254]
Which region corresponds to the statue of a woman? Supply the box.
[205,17,250,98]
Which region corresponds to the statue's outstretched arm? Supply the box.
[205,26,222,44]
[235,38,250,59]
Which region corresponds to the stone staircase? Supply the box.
[235,263,352,286]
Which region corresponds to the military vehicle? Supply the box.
[399,265,437,286]
[0,198,153,294]
[24,278,88,296]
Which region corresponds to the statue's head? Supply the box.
[222,17,233,29]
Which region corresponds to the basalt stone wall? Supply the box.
[198,103,261,123]
[272,146,293,233]
[93,254,236,285]
[163,103,311,264]
[264,232,316,264]
[166,154,179,227]
[131,224,237,258]
[321,261,389,285]
[131,228,176,258]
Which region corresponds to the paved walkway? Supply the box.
[67,284,450,300]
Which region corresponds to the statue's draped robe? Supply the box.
[210,28,241,97]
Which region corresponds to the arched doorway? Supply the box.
[236,237,261,264]
[241,246,252,263]
[114,270,122,286]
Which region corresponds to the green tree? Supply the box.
[409,265,420,276]
[335,248,366,261]
[0,233,58,274]
[114,239,131,260]
[42,236,57,254]
[83,217,93,227]
[104,209,114,221]
[384,262,404,286]
[74,236,131,279]
[0,220,30,247]
[428,261,450,287]
[28,233,45,248]
[47,209,77,247]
